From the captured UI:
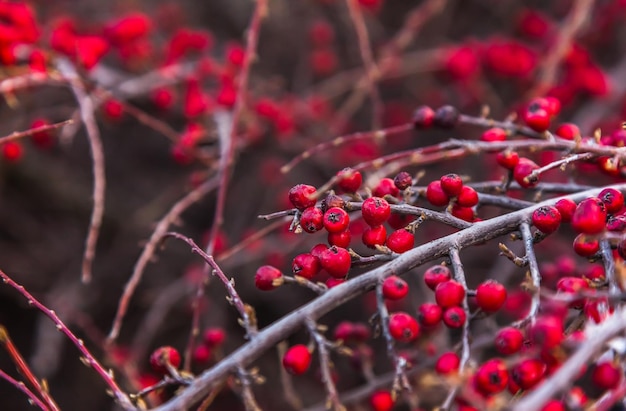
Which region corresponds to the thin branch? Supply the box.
[513,222,542,327]
[600,240,619,294]
[107,178,218,343]
[307,319,344,411]
[151,184,626,411]
[0,119,73,145]
[55,58,106,284]
[0,270,134,410]
[0,368,49,411]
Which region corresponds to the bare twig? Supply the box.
[0,368,49,411]
[307,319,344,411]
[513,222,542,328]
[600,239,619,294]
[0,119,73,145]
[0,270,134,410]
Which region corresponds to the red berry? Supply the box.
[481,127,507,142]
[369,390,394,411]
[556,277,589,309]
[319,246,351,278]
[513,158,540,188]
[571,197,607,234]
[524,107,550,132]
[475,359,509,394]
[532,205,562,234]
[426,181,450,207]
[323,207,350,233]
[435,352,460,375]
[336,168,362,193]
[417,303,442,327]
[512,358,547,390]
[30,118,55,148]
[440,173,463,197]
[451,204,474,222]
[424,265,451,290]
[386,229,414,253]
[495,327,524,355]
[388,312,420,342]
[362,225,387,248]
[300,206,324,233]
[255,265,283,290]
[310,243,328,259]
[555,198,576,222]
[193,345,211,363]
[541,400,566,411]
[555,123,579,140]
[373,178,399,198]
[361,197,391,226]
[282,345,311,375]
[203,328,226,347]
[607,215,626,232]
[496,150,519,169]
[326,277,345,288]
[393,171,412,191]
[103,98,124,120]
[413,105,435,129]
[598,188,624,213]
[435,281,465,308]
[443,306,466,328]
[456,186,479,207]
[573,234,600,257]
[382,276,409,300]
[289,184,317,210]
[592,362,621,391]
[327,230,351,248]
[475,280,507,313]
[292,253,321,280]
[150,346,181,375]
[2,141,23,162]
[529,316,563,350]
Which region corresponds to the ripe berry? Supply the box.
[426,181,450,207]
[440,173,463,197]
[319,246,351,278]
[300,207,324,233]
[475,280,507,313]
[607,215,626,232]
[424,265,451,290]
[481,127,507,142]
[529,316,563,350]
[388,312,420,342]
[369,390,394,411]
[598,188,624,213]
[456,186,479,207]
[289,184,317,210]
[556,277,589,309]
[292,253,321,280]
[413,105,435,129]
[512,358,546,390]
[361,197,391,226]
[496,150,519,170]
[328,230,351,248]
[555,123,579,140]
[541,400,566,411]
[386,229,414,253]
[555,198,576,222]
[282,345,311,375]
[435,281,465,308]
[382,276,409,300]
[362,225,387,248]
[495,327,524,355]
[103,98,124,121]
[336,168,362,193]
[193,345,211,363]
[255,265,283,290]
[592,362,621,391]
[393,171,412,190]
[571,197,607,234]
[150,346,181,375]
[475,359,509,394]
[2,141,23,162]
[203,328,226,347]
[443,306,466,328]
[417,303,442,327]
[435,352,460,375]
[326,278,344,288]
[451,204,474,222]
[310,243,328,259]
[513,158,540,188]
[573,234,600,257]
[523,107,550,132]
[532,206,562,234]
[30,118,55,148]
[323,207,350,233]
[433,105,459,128]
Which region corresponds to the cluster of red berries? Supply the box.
[191,327,226,364]
[425,173,479,222]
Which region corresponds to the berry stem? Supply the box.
[513,222,542,327]
[306,319,344,411]
[0,368,49,411]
